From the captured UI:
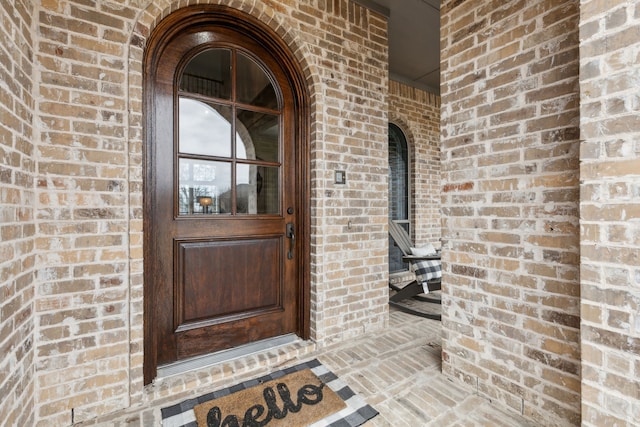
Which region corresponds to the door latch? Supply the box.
[286,223,295,260]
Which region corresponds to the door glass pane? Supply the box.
[236,109,279,162]
[236,53,278,109]
[179,98,232,158]
[237,164,279,215]
[178,158,232,215]
[180,49,231,99]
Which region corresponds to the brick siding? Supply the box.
[579,1,640,425]
[440,0,581,424]
[0,1,36,426]
[35,0,135,422]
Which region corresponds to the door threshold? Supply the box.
[157,334,300,379]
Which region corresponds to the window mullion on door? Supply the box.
[230,49,237,215]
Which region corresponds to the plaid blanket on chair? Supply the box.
[412,259,441,293]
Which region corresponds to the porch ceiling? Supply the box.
[358,0,440,94]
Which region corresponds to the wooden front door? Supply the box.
[144,7,308,383]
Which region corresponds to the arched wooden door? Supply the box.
[143,6,309,383]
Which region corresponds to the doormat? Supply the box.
[161,359,378,427]
[193,368,345,426]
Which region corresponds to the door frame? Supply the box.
[142,4,310,384]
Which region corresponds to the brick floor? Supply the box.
[316,309,536,427]
[76,307,536,426]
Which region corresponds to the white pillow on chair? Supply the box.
[410,243,436,256]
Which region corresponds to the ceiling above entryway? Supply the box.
[356,0,441,94]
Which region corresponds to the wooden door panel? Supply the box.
[176,237,282,326]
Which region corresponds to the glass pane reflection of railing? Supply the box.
[180,48,231,100]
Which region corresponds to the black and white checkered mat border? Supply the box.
[161,359,378,427]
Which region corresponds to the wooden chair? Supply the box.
[388,220,441,320]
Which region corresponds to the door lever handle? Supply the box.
[286,223,295,260]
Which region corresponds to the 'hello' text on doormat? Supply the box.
[161,359,378,427]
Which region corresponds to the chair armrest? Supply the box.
[402,252,440,262]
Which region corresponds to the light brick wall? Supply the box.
[296,1,389,344]
[30,0,389,424]
[35,1,135,423]
[579,2,640,425]
[0,1,36,426]
[389,81,441,247]
[440,0,581,424]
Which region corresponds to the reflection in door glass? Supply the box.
[236,109,279,162]
[178,159,232,215]
[180,49,231,99]
[236,164,279,215]
[236,53,278,108]
[176,50,282,218]
[179,98,232,158]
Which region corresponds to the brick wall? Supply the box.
[31,0,389,424]
[0,1,36,426]
[389,81,441,247]
[35,1,134,423]
[297,0,389,345]
[440,0,581,425]
[579,2,640,425]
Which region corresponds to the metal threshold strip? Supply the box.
[157,334,299,379]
